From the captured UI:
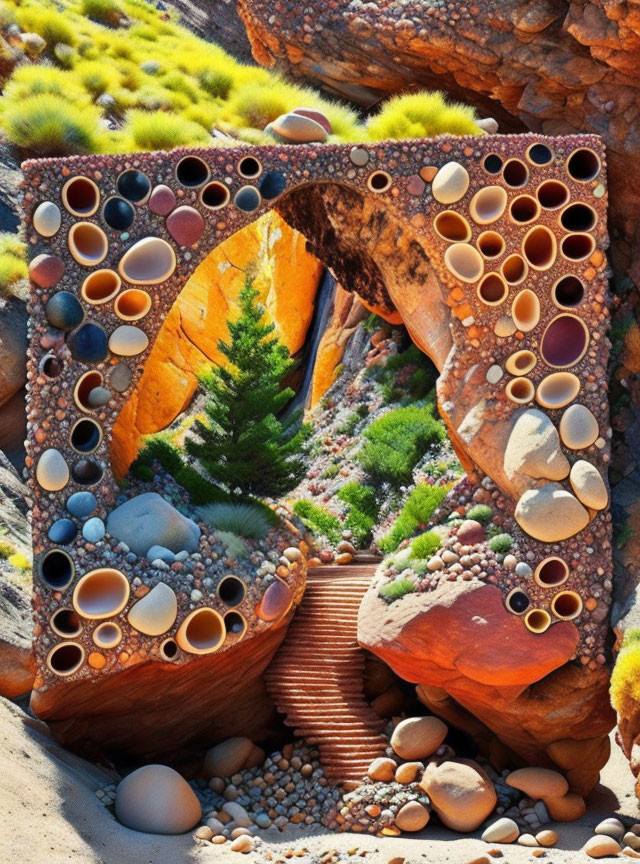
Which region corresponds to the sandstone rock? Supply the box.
[106,493,200,557]
[115,764,201,834]
[536,830,558,847]
[515,483,589,542]
[481,817,519,843]
[559,404,599,450]
[504,409,569,490]
[544,792,586,822]
[203,737,255,779]
[395,761,422,784]
[368,756,397,781]
[395,800,430,832]
[570,460,608,510]
[506,767,569,800]
[584,835,622,858]
[432,162,470,204]
[456,519,485,545]
[391,716,447,760]
[419,760,497,832]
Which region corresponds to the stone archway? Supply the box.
[22,135,612,774]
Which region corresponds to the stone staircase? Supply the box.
[265,565,387,783]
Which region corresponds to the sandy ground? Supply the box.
[0,696,637,864]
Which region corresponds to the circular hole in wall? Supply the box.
[73,568,130,620]
[434,210,472,243]
[477,273,508,305]
[92,621,122,649]
[237,156,262,178]
[560,233,596,261]
[503,158,529,187]
[551,591,583,620]
[72,459,103,486]
[74,371,104,413]
[540,314,589,368]
[510,195,540,224]
[103,197,135,231]
[553,275,584,308]
[81,269,121,304]
[47,642,84,676]
[505,349,537,377]
[527,143,553,165]
[566,148,601,182]
[62,176,99,216]
[367,171,392,193]
[40,354,64,378]
[477,231,505,258]
[522,225,556,270]
[560,203,597,232]
[483,154,503,174]
[40,549,74,590]
[160,638,178,660]
[176,156,209,187]
[506,588,530,615]
[200,182,230,209]
[536,180,569,210]
[501,254,528,285]
[224,611,247,637]
[234,186,261,212]
[505,377,534,404]
[70,418,102,454]
[511,288,540,332]
[535,557,569,588]
[177,608,225,654]
[117,169,151,202]
[51,608,82,638]
[525,609,551,634]
[217,575,246,607]
[114,289,151,321]
[68,222,108,267]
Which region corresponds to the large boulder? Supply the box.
[419,760,496,832]
[115,765,201,834]
[106,493,200,557]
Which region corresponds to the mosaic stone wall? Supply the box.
[21,135,610,696]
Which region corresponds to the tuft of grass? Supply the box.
[379,482,451,553]
[2,65,90,105]
[611,630,640,719]
[125,108,211,150]
[367,91,480,141]
[214,530,248,560]
[74,59,121,97]
[379,578,416,601]
[15,7,76,48]
[488,533,513,554]
[81,0,126,28]
[198,68,234,100]
[2,94,105,155]
[0,233,27,296]
[293,499,342,546]
[466,504,493,524]
[8,552,31,570]
[411,530,441,559]
[197,502,272,540]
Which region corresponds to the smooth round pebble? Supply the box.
[584,835,622,858]
[82,517,105,543]
[230,835,254,853]
[67,491,97,518]
[482,817,520,844]
[536,829,558,847]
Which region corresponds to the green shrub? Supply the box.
[488,533,513,554]
[135,435,183,476]
[358,405,445,487]
[75,60,121,98]
[379,483,450,553]
[466,504,493,524]
[197,502,272,539]
[379,578,416,601]
[367,91,480,141]
[198,68,234,99]
[81,0,126,27]
[133,464,153,483]
[174,465,228,506]
[338,412,362,436]
[1,95,105,156]
[0,539,15,559]
[411,531,441,559]
[356,404,369,419]
[322,463,339,480]
[293,500,342,545]
[338,482,379,547]
[125,109,210,150]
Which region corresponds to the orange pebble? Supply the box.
[88,652,106,670]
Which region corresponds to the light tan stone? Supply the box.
[515,483,589,542]
[570,459,608,510]
[559,403,599,450]
[368,756,397,782]
[395,800,430,832]
[506,767,569,799]
[419,760,496,832]
[432,161,470,204]
[504,409,570,490]
[481,817,519,843]
[395,761,422,784]
[584,835,622,858]
[115,764,201,834]
[391,716,448,760]
[544,792,586,822]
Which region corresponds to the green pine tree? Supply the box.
[186,272,309,500]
